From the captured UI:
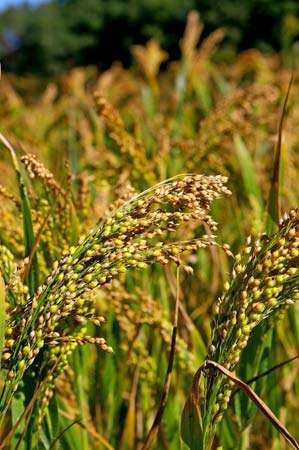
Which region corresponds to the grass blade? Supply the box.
[243,355,298,389]
[180,366,203,450]
[49,420,81,450]
[0,273,6,369]
[204,360,299,450]
[141,267,181,450]
[266,75,293,234]
[234,134,263,209]
[0,133,39,295]
[120,367,139,450]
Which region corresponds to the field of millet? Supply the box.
[0,12,298,450]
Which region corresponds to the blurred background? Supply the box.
[0,0,299,76]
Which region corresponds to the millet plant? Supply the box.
[0,11,298,450]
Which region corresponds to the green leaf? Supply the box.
[49,419,82,450]
[234,324,272,429]
[266,75,292,234]
[181,368,203,450]
[73,349,89,450]
[180,393,203,450]
[0,134,39,295]
[120,369,138,450]
[204,360,299,450]
[234,134,263,209]
[0,273,6,369]
[44,395,60,446]
[11,392,26,450]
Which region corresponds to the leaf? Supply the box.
[219,414,237,449]
[0,381,43,449]
[234,323,272,428]
[141,267,181,450]
[11,393,26,450]
[0,133,39,295]
[204,360,299,450]
[266,75,293,234]
[49,420,81,450]
[242,355,298,389]
[0,273,6,369]
[21,211,50,284]
[73,349,89,450]
[120,368,139,450]
[234,345,298,429]
[180,366,203,450]
[234,134,263,209]
[45,395,60,446]
[180,394,203,450]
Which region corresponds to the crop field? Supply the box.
[0,11,298,450]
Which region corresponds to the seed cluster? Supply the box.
[95,94,156,184]
[35,325,112,425]
[20,154,76,263]
[21,153,65,200]
[0,245,28,305]
[206,208,299,422]
[1,173,230,417]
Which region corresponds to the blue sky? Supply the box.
[0,0,48,11]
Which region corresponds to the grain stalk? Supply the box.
[182,208,299,449]
[0,173,230,437]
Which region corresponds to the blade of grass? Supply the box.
[78,421,116,450]
[141,266,181,450]
[234,134,263,210]
[21,210,50,284]
[264,76,293,439]
[232,355,299,400]
[181,363,203,450]
[0,133,39,295]
[204,360,299,450]
[58,412,116,450]
[73,349,89,450]
[49,419,81,450]
[0,379,44,449]
[234,323,273,429]
[11,392,26,450]
[44,395,60,448]
[0,273,6,369]
[120,367,139,449]
[245,355,298,388]
[266,74,293,234]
